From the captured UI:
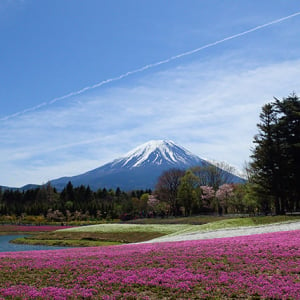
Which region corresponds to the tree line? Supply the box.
[0,162,248,223]
[154,164,251,216]
[1,94,299,222]
[0,182,152,223]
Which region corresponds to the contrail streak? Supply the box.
[2,11,300,121]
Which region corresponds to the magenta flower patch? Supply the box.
[0,230,299,299]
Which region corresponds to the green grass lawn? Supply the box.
[11,215,300,247]
[197,215,300,230]
[58,223,191,234]
[11,230,168,247]
[10,236,123,247]
[124,215,229,225]
[163,215,300,236]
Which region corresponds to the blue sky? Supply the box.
[1,0,300,187]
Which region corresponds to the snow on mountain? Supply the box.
[111,140,204,169]
[49,140,244,191]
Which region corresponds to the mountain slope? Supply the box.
[50,140,243,191]
[111,140,205,169]
[0,184,40,192]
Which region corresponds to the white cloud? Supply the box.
[1,56,300,187]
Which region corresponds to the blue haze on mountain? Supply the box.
[0,140,245,191]
[49,140,244,191]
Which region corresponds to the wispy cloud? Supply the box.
[1,54,300,186]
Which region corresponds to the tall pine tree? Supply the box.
[251,94,300,214]
[274,94,300,211]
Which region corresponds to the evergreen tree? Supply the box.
[274,94,300,211]
[251,94,300,214]
[251,103,279,214]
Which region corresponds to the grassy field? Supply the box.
[125,215,229,225]
[11,236,122,247]
[58,223,191,234]
[12,224,190,247]
[159,215,300,236]
[11,230,167,247]
[196,215,300,230]
[10,215,300,247]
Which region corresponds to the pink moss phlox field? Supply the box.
[0,231,300,299]
[0,225,73,232]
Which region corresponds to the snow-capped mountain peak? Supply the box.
[112,140,203,169]
[49,139,245,191]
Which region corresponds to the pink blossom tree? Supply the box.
[216,184,234,214]
[147,195,169,217]
[200,185,215,209]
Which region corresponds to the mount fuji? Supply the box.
[50,140,242,191]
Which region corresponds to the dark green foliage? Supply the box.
[251,94,300,214]
[177,170,201,216]
[0,182,152,221]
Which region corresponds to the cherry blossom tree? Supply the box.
[216,184,234,214]
[200,185,215,209]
